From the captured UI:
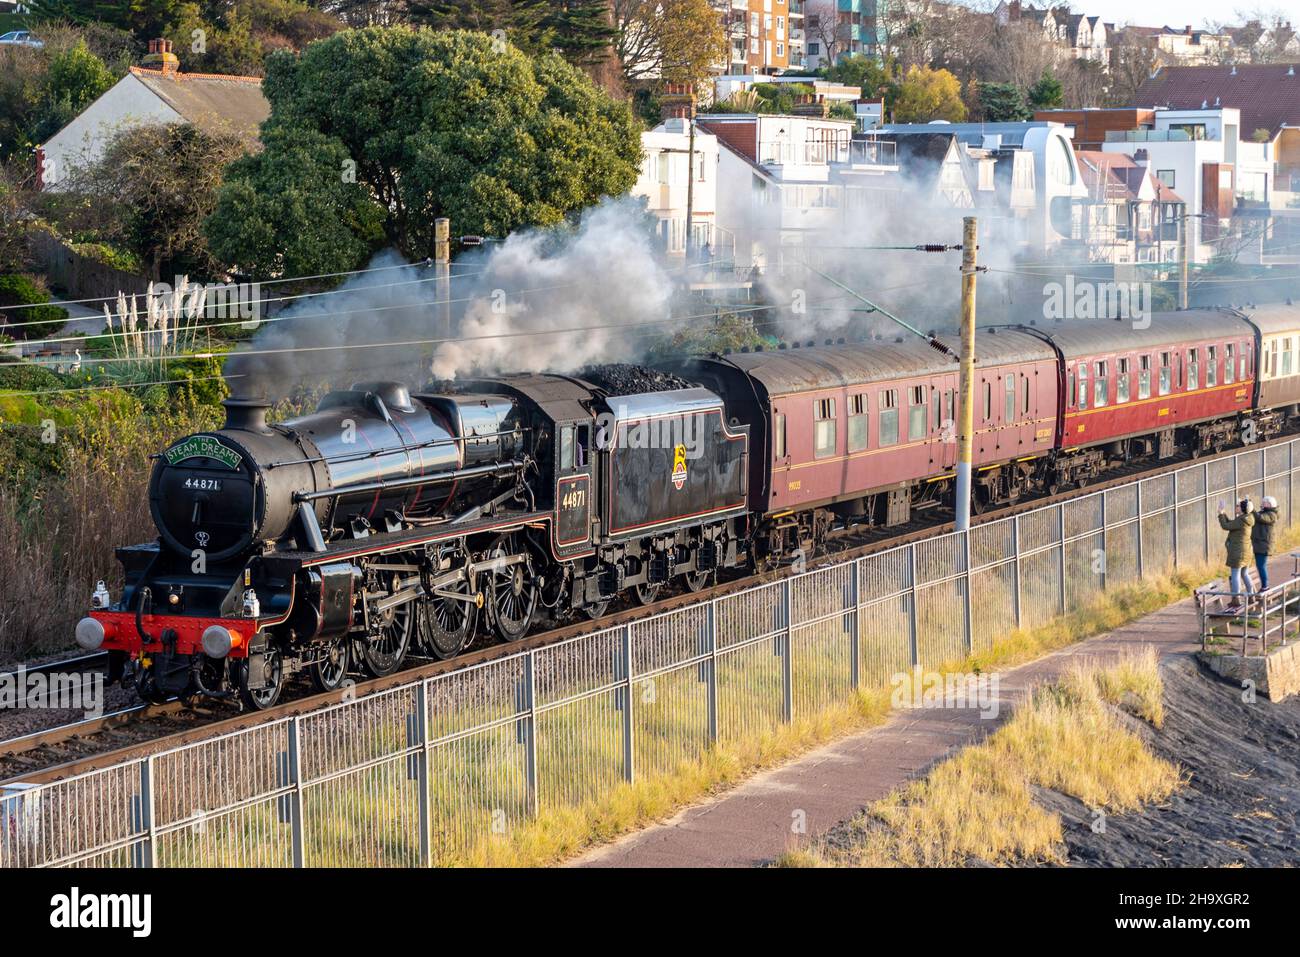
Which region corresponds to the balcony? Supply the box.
[1104,129,1195,143]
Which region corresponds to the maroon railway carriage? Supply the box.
[1025,313,1258,477]
[670,331,1059,547]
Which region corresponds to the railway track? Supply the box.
[0,430,1288,788]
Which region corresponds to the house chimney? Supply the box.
[1133,148,1149,166]
[143,38,179,77]
[661,83,697,123]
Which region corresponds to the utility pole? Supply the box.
[955,216,978,532]
[684,116,697,260]
[434,217,450,335]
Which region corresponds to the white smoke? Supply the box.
[431,198,676,380]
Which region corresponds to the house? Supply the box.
[995,3,1107,63]
[699,111,898,267]
[1034,108,1158,150]
[1117,25,1233,66]
[803,0,885,69]
[634,117,725,260]
[38,39,269,190]
[716,0,796,75]
[1134,64,1300,205]
[1227,20,1300,62]
[1075,150,1186,264]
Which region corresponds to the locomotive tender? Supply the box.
[79,306,1300,707]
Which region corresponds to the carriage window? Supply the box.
[1206,345,1217,387]
[909,385,927,440]
[814,398,836,458]
[1286,339,1294,376]
[1022,375,1030,414]
[848,394,867,452]
[1188,348,1199,391]
[983,381,992,421]
[1240,341,1249,380]
[933,389,942,431]
[1068,372,1076,407]
[945,390,955,433]
[1094,360,1108,408]
[1117,358,1130,403]
[575,425,589,466]
[1139,355,1152,399]
[773,412,786,458]
[1004,375,1015,423]
[880,389,899,446]
[560,426,575,470]
[1077,364,1088,410]
[1224,344,1235,384]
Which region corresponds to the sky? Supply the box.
[961,1,1297,30]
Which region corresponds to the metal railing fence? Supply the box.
[5,439,1299,868]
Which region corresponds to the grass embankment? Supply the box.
[488,559,1235,867]
[778,648,1180,867]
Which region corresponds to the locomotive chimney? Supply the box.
[222,397,272,433]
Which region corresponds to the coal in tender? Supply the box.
[579,363,696,396]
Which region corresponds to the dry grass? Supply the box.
[778,649,1182,868]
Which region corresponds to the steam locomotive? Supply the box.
[79,305,1300,708]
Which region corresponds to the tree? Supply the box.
[32,39,116,143]
[613,0,725,86]
[70,123,247,281]
[822,53,900,112]
[1028,68,1062,110]
[1106,41,1159,107]
[977,81,1030,121]
[207,27,641,272]
[892,65,966,123]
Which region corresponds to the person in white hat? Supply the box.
[1251,495,1279,592]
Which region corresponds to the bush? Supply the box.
[0,273,69,340]
[0,362,65,392]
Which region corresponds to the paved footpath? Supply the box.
[574,555,1290,868]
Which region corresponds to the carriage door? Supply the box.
[554,420,593,555]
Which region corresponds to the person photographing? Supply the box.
[1251,495,1279,592]
[1218,497,1256,613]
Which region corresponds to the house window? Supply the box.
[808,42,820,55]
[1188,348,1199,391]
[1094,360,1108,407]
[1206,345,1217,387]
[1156,169,1176,188]
[880,389,899,446]
[773,412,786,458]
[1139,355,1152,399]
[1224,343,1235,385]
[656,152,671,185]
[1004,375,1016,423]
[909,385,927,440]
[777,42,784,56]
[814,398,836,458]
[848,394,867,452]
[1117,357,1131,402]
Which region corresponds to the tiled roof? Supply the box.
[1134,63,1300,138]
[1076,149,1183,204]
[128,67,269,146]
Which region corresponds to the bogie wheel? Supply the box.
[684,569,715,593]
[582,599,611,620]
[309,639,350,693]
[490,543,538,642]
[634,580,662,605]
[235,649,284,710]
[363,600,414,677]
[418,583,478,660]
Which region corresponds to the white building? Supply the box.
[39,42,268,190]
[1099,107,1275,263]
[634,118,725,259]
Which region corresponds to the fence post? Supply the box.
[524,652,539,817]
[907,544,920,667]
[849,560,861,689]
[136,757,156,869]
[1135,481,1145,580]
[962,529,974,653]
[1099,490,1108,590]
[1056,505,1067,614]
[1203,463,1211,563]
[707,599,719,743]
[1012,515,1023,628]
[1172,474,1181,566]
[622,625,635,783]
[288,716,304,868]
[415,681,430,868]
[781,577,794,723]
